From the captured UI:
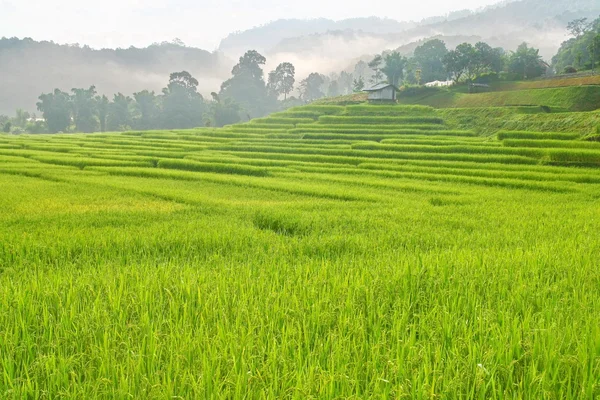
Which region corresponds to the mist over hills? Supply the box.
[0,39,233,115]
[229,0,600,79]
[1,0,600,115]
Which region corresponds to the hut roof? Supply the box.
[363,83,399,92]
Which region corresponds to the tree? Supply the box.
[14,109,30,127]
[95,95,109,132]
[107,93,133,131]
[473,42,505,76]
[71,86,98,133]
[36,89,71,133]
[299,73,325,101]
[210,92,241,127]
[327,81,340,97]
[413,39,449,83]
[508,43,545,79]
[2,122,11,133]
[353,60,369,83]
[220,50,271,118]
[552,17,600,73]
[567,18,591,38]
[368,55,384,84]
[267,62,295,100]
[444,43,476,83]
[162,71,205,129]
[133,90,158,130]
[337,71,354,95]
[381,52,407,86]
[353,76,365,92]
[588,34,600,72]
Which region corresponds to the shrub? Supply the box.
[563,66,578,74]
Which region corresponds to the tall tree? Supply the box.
[36,89,71,133]
[353,76,365,92]
[71,86,98,133]
[95,95,109,132]
[508,43,545,79]
[133,90,158,130]
[567,18,591,38]
[14,109,30,127]
[162,71,205,129]
[267,62,296,100]
[299,73,325,101]
[337,71,354,95]
[473,42,505,76]
[381,52,407,86]
[327,81,340,97]
[107,93,133,131]
[210,92,241,127]
[413,39,449,83]
[588,34,600,72]
[220,50,271,119]
[552,16,600,73]
[444,43,477,83]
[368,55,384,84]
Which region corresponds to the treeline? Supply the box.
[1,50,316,134]
[352,40,547,91]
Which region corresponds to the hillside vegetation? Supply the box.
[1,103,600,397]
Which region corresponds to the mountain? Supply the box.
[218,17,418,58]
[221,0,600,78]
[0,38,233,115]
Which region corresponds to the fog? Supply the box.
[1,0,597,114]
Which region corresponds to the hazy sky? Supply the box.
[1,0,504,50]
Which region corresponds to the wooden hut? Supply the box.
[363,83,399,103]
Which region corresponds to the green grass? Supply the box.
[1,102,600,398]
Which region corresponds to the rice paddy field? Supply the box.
[1,104,600,398]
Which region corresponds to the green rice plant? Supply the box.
[503,139,600,150]
[249,117,315,125]
[230,123,295,130]
[318,116,445,125]
[29,154,154,169]
[290,105,346,114]
[545,149,600,166]
[3,102,600,399]
[269,111,322,119]
[358,162,600,184]
[296,123,447,131]
[351,142,546,158]
[291,128,476,137]
[158,159,269,176]
[497,131,581,141]
[344,104,435,115]
[220,127,289,134]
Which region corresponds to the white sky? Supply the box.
[0,0,504,50]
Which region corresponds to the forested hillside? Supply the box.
[0,38,233,115]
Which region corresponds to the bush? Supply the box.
[399,85,444,97]
[563,66,578,74]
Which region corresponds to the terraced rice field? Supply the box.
[1,104,599,398]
